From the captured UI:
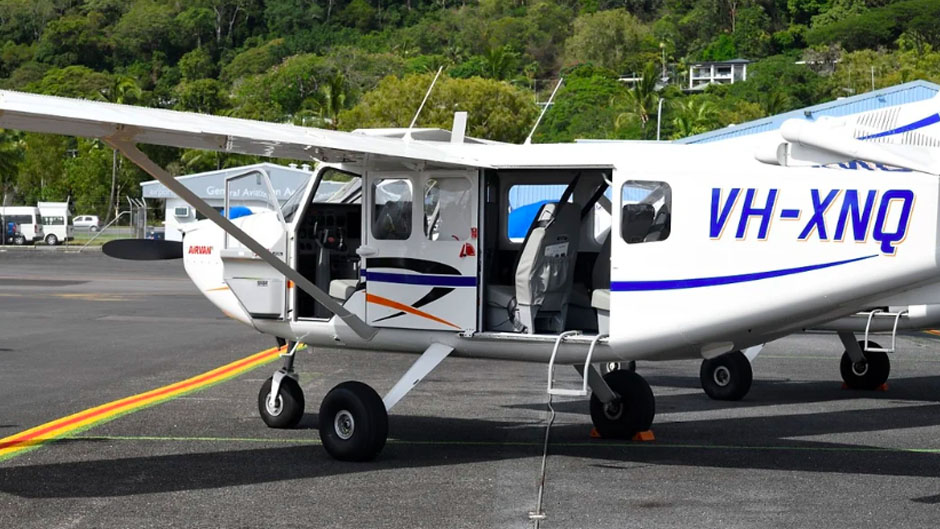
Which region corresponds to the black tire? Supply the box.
[589,370,655,439]
[45,233,58,246]
[90,225,99,232]
[840,341,890,390]
[700,351,753,401]
[12,234,25,245]
[258,376,305,428]
[319,381,388,461]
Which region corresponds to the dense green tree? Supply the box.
[27,65,111,99]
[35,13,111,69]
[176,78,230,114]
[221,38,286,82]
[180,47,218,80]
[563,9,656,73]
[534,64,629,142]
[112,0,179,60]
[340,73,539,143]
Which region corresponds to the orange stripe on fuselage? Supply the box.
[366,293,460,329]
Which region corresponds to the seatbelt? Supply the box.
[580,182,609,220]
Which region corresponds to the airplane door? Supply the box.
[219,169,291,320]
[361,169,479,331]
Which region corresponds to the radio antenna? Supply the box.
[409,66,444,130]
[524,78,564,145]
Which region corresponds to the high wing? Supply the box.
[0,89,501,340]
[0,90,485,168]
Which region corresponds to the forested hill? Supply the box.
[1,0,939,218]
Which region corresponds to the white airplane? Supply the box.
[0,89,939,462]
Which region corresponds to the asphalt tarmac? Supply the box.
[1,251,940,528]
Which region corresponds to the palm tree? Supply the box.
[307,73,350,129]
[615,63,660,136]
[669,98,718,140]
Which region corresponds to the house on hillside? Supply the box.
[687,59,750,91]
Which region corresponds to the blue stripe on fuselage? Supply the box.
[611,255,877,292]
[362,270,477,287]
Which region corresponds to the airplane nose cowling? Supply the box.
[183,220,253,325]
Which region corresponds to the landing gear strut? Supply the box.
[258,340,304,428]
[588,369,655,438]
[700,351,752,401]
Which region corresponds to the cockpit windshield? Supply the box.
[281,185,306,223]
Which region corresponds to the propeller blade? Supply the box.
[102,239,183,260]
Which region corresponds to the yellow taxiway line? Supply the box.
[0,344,286,462]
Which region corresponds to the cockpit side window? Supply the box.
[620,181,671,244]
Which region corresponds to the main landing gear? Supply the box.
[588,369,655,437]
[700,351,753,401]
[258,341,454,462]
[838,332,890,390]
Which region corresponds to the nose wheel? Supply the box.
[258,374,305,428]
[319,381,388,461]
[840,340,890,390]
[700,351,753,401]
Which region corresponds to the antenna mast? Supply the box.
[409,66,444,130]
[524,78,564,145]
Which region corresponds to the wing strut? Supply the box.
[107,140,377,341]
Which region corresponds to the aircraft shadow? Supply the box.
[512,374,940,416]
[2,400,940,498]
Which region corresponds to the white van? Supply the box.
[38,201,74,245]
[0,206,44,245]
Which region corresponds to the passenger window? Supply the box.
[424,177,471,241]
[372,178,413,240]
[621,181,671,244]
[507,184,569,242]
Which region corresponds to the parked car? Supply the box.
[145,227,165,240]
[73,215,100,231]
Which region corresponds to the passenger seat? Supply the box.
[486,201,581,333]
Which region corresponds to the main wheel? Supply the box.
[90,225,99,232]
[45,233,58,246]
[589,370,655,439]
[12,234,25,245]
[258,375,305,428]
[319,381,388,461]
[700,351,753,401]
[840,341,890,390]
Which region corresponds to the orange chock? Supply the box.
[841,383,889,391]
[589,428,655,441]
[632,430,655,442]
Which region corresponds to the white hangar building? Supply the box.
[141,162,322,242]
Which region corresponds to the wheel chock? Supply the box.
[588,428,655,441]
[841,383,889,391]
[632,430,655,442]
